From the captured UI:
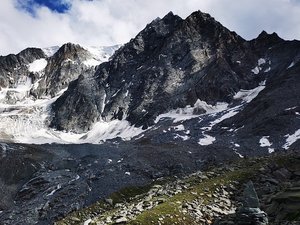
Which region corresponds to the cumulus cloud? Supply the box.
[0,0,300,55]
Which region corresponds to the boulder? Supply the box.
[235,181,268,225]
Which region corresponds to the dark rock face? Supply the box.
[50,74,105,132]
[0,43,116,105]
[50,11,261,132]
[218,40,300,152]
[0,48,46,88]
[31,43,96,98]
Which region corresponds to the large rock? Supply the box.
[267,185,300,222]
[235,181,268,225]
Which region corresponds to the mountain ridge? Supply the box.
[0,10,299,150]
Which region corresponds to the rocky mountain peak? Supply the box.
[256,30,282,41]
[51,42,89,62]
[137,10,182,39]
[251,30,284,54]
[184,10,244,45]
[17,47,46,63]
[0,47,46,89]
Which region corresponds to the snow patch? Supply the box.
[285,106,297,111]
[234,82,266,103]
[83,45,121,67]
[174,124,185,131]
[264,67,271,73]
[288,62,295,69]
[259,136,272,147]
[83,219,92,225]
[28,59,47,72]
[198,134,216,146]
[155,99,228,123]
[268,148,275,154]
[175,134,190,141]
[42,46,59,57]
[258,58,266,66]
[204,106,241,132]
[234,150,244,158]
[251,58,267,74]
[282,129,300,149]
[83,58,101,67]
[80,120,144,143]
[0,76,33,104]
[251,66,260,74]
[47,184,62,196]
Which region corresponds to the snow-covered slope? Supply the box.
[82,45,121,66]
[0,43,121,143]
[0,82,265,144]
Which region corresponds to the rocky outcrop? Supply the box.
[31,43,96,98]
[0,48,46,88]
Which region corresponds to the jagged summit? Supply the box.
[250,30,284,54]
[53,42,86,57]
[256,30,282,41]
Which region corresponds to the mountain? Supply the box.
[0,11,299,150]
[51,11,259,132]
[48,11,300,153]
[0,43,120,142]
[0,10,300,225]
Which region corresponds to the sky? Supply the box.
[1,0,300,56]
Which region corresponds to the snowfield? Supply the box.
[28,59,48,72]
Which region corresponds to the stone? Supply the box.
[234,181,268,225]
[105,198,114,206]
[273,168,292,181]
[294,171,300,176]
[267,185,300,221]
[265,178,279,185]
[115,217,128,224]
[70,216,81,222]
[242,181,260,208]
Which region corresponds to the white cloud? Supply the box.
[0,0,300,55]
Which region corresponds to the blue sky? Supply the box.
[17,0,71,14]
[1,0,300,55]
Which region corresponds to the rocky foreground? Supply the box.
[55,150,300,225]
